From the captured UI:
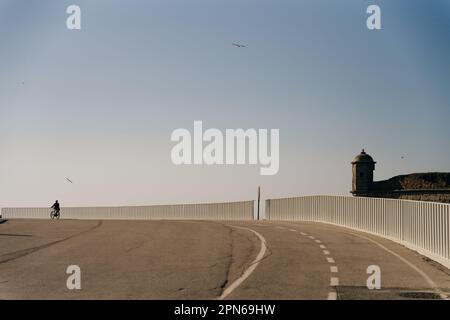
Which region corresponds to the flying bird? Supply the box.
[232,43,246,48]
[65,177,73,184]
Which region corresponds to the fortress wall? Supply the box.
[368,191,450,204]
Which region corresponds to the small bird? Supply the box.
[401,156,405,160]
[65,177,73,184]
[232,43,246,48]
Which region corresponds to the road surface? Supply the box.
[0,219,449,299]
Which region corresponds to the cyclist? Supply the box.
[51,200,61,218]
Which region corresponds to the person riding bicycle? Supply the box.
[51,200,61,217]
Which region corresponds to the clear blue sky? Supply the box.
[1,0,449,207]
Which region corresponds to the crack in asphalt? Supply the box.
[124,241,145,253]
[216,225,234,292]
[0,220,103,265]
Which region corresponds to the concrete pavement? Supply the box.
[0,219,449,299]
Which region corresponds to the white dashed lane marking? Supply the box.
[330,277,339,286]
[275,225,339,300]
[327,292,337,300]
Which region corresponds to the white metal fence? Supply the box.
[266,195,450,269]
[1,201,254,221]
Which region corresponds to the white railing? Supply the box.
[266,196,450,269]
[1,201,254,221]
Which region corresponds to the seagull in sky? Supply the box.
[232,43,247,48]
[65,177,73,184]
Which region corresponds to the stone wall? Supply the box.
[367,190,450,204]
[353,172,450,204]
[373,172,450,191]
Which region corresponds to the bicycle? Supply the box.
[50,209,61,220]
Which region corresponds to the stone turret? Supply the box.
[351,149,376,196]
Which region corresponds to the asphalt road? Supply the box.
[0,219,449,300]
